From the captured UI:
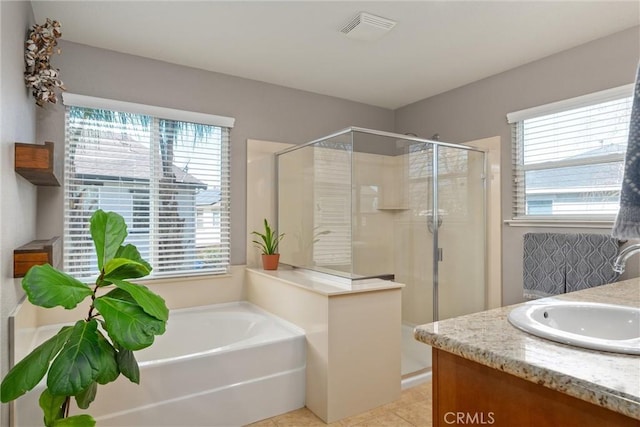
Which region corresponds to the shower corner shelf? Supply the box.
[377,206,409,211]
[15,141,61,186]
[13,237,61,278]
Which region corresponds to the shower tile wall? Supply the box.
[352,152,395,277]
[353,149,486,325]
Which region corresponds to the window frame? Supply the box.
[507,84,634,228]
[62,93,234,279]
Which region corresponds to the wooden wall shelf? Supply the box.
[15,141,60,186]
[14,237,61,278]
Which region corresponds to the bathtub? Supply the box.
[15,302,306,426]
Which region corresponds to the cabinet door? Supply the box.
[432,349,637,427]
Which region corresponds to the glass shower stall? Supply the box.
[276,127,487,379]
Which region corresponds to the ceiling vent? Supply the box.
[340,12,396,41]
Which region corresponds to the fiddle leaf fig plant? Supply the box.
[1,210,168,426]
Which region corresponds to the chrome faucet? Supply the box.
[613,243,640,274]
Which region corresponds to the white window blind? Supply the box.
[64,103,231,279]
[509,87,633,221]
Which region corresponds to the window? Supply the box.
[63,94,233,279]
[508,85,633,222]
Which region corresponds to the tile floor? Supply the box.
[247,381,432,427]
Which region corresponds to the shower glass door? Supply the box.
[434,146,486,321]
[398,141,487,377]
[398,141,436,376]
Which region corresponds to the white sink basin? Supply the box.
[508,301,640,355]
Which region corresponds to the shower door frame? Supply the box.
[275,126,488,323]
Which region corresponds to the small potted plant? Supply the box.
[252,218,284,270]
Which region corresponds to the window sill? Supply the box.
[138,270,233,286]
[505,219,613,229]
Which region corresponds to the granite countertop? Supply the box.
[414,278,640,420]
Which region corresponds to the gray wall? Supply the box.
[35,40,395,265]
[4,24,637,415]
[1,2,38,425]
[395,26,640,305]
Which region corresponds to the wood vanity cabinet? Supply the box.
[432,348,637,427]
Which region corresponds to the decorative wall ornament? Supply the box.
[24,18,66,107]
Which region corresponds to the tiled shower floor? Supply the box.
[246,381,432,427]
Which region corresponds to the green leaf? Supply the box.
[103,258,151,281]
[1,326,72,402]
[39,388,65,427]
[116,244,152,273]
[95,331,119,385]
[94,289,165,351]
[116,347,139,384]
[74,381,97,410]
[22,265,92,309]
[110,279,168,321]
[52,414,96,427]
[90,210,127,271]
[47,320,101,396]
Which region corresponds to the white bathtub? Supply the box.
[15,302,306,427]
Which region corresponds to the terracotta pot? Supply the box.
[261,254,280,270]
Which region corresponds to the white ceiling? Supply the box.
[31,1,640,110]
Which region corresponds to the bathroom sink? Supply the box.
[508,301,640,355]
